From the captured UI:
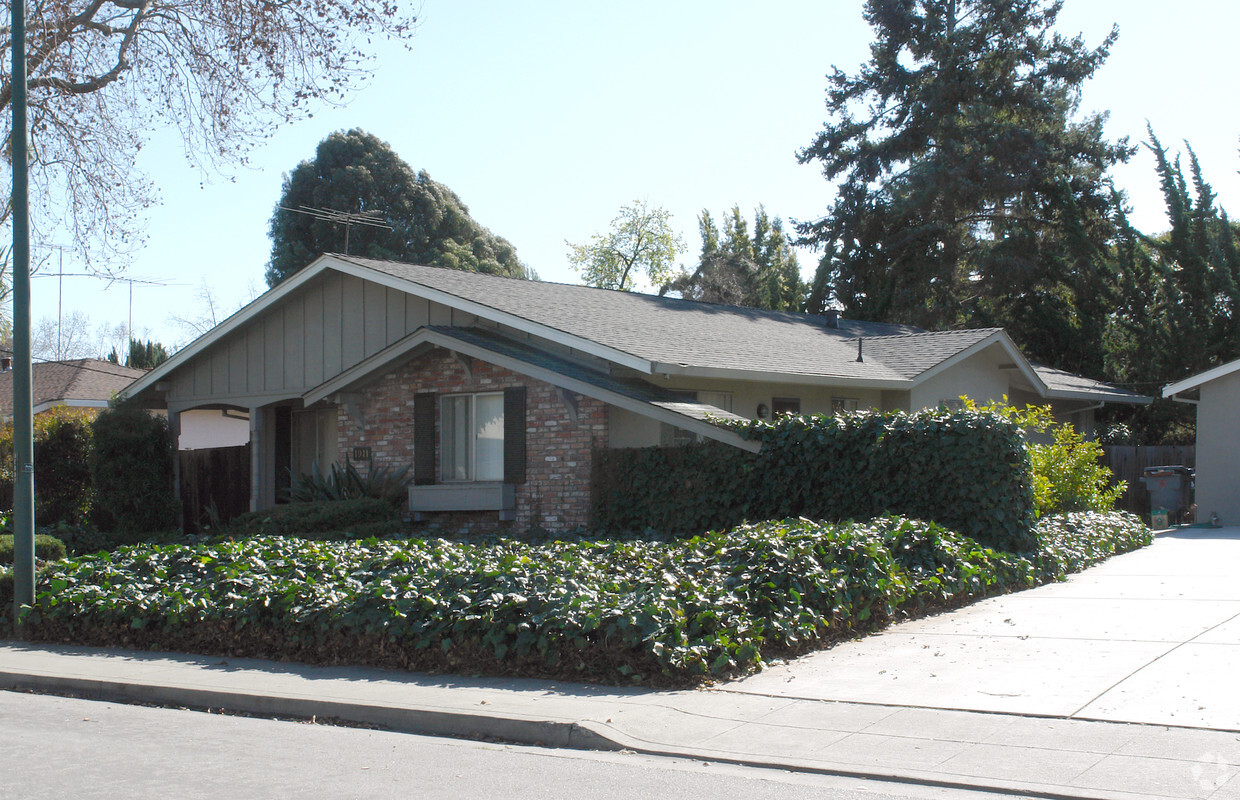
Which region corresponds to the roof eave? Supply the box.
[305,327,760,453]
[1163,357,1240,397]
[911,331,1049,395]
[649,362,911,390]
[1043,389,1153,406]
[122,256,341,401]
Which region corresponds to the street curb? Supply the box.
[0,670,620,752]
[2,669,1160,800]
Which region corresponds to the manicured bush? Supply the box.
[6,511,1147,684]
[89,404,180,533]
[227,497,400,537]
[0,408,96,524]
[0,533,67,564]
[967,400,1125,517]
[594,407,1036,552]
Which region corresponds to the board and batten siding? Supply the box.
[166,272,476,410]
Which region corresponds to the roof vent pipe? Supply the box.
[856,339,864,363]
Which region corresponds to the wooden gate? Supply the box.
[179,444,251,532]
[1102,445,1195,516]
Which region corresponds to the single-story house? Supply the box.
[1164,360,1240,524]
[0,358,147,421]
[123,254,1149,531]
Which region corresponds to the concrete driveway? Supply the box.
[725,528,1240,731]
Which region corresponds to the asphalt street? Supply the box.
[1,691,1013,800]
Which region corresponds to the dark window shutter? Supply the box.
[503,386,526,485]
[414,393,436,486]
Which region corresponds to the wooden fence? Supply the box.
[179,445,251,532]
[1102,445,1195,516]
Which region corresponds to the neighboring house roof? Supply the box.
[1034,364,1152,404]
[1163,357,1240,399]
[124,254,1148,408]
[0,358,147,416]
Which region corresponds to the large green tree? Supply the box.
[799,0,1130,374]
[661,206,804,311]
[566,200,685,291]
[267,130,532,287]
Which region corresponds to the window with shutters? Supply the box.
[440,392,504,482]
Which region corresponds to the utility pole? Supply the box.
[11,0,36,625]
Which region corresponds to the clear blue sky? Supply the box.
[30,0,1240,352]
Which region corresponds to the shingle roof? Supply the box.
[337,256,967,382]
[429,327,748,425]
[1033,364,1151,403]
[845,329,1004,380]
[0,359,147,415]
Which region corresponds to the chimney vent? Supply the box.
[0,357,11,372]
[823,309,839,329]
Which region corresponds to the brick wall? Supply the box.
[337,347,607,533]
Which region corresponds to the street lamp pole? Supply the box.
[11,0,36,624]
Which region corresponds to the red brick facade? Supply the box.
[337,347,607,532]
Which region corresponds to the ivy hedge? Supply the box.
[593,408,1036,552]
[3,511,1149,686]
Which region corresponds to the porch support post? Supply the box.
[168,409,182,504]
[249,407,262,512]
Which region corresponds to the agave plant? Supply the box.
[286,459,413,506]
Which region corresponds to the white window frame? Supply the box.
[440,392,505,483]
[832,396,859,413]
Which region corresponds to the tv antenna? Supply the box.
[34,252,180,358]
[278,206,393,255]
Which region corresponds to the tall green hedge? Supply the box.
[89,404,179,533]
[592,408,1036,552]
[0,408,96,524]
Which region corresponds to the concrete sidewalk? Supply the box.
[3,528,1239,799]
[2,641,1239,800]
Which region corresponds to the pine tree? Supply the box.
[662,206,803,311]
[1102,130,1240,443]
[799,0,1130,372]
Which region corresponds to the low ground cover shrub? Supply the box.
[6,511,1147,684]
[227,498,401,538]
[593,407,1035,552]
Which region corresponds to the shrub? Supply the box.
[287,459,413,506]
[89,404,180,533]
[227,497,400,537]
[0,533,68,564]
[6,511,1147,682]
[967,400,1125,517]
[1031,511,1151,579]
[593,407,1035,552]
[0,408,96,524]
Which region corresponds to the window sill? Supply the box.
[409,482,516,520]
